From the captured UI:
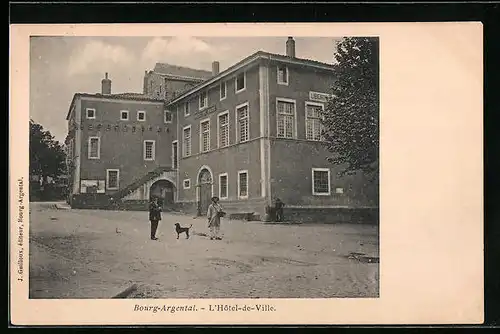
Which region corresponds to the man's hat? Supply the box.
[211,196,219,201]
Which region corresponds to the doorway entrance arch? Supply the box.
[150,179,175,210]
[197,165,214,216]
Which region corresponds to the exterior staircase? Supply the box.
[110,166,174,202]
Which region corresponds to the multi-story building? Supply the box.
[143,62,215,100]
[65,37,378,223]
[65,73,178,210]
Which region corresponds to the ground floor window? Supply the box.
[219,173,228,199]
[106,169,120,190]
[312,168,330,195]
[238,170,248,199]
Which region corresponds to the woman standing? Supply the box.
[207,196,224,240]
[149,196,162,240]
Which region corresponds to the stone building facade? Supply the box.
[65,38,378,223]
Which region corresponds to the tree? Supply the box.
[322,37,379,178]
[30,119,66,185]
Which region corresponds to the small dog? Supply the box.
[174,223,192,239]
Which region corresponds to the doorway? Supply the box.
[198,168,213,215]
[150,179,175,210]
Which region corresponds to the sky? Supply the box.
[30,36,340,143]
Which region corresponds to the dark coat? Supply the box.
[149,201,162,221]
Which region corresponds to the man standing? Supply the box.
[149,196,162,240]
[207,196,224,240]
[275,198,285,222]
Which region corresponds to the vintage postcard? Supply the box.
[9,22,483,325]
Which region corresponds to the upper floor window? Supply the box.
[172,141,178,169]
[200,119,211,153]
[199,91,208,109]
[86,108,96,119]
[88,137,100,160]
[277,65,289,85]
[120,110,129,121]
[305,102,324,141]
[164,110,172,123]
[277,98,296,139]
[236,103,249,143]
[220,81,227,100]
[184,102,190,117]
[137,111,146,121]
[235,72,246,93]
[218,111,229,148]
[183,125,192,157]
[143,140,156,161]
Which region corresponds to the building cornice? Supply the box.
[166,52,335,106]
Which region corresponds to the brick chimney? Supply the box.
[101,72,111,95]
[286,37,296,58]
[212,61,220,76]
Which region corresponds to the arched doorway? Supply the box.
[150,179,175,210]
[197,167,213,216]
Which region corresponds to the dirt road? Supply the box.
[29,203,379,299]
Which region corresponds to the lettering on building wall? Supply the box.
[309,91,334,103]
[79,121,169,134]
[194,105,217,120]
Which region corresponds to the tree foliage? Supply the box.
[30,119,66,183]
[322,37,379,178]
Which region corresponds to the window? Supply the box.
[236,103,249,143]
[220,81,227,100]
[172,141,178,169]
[277,65,289,85]
[137,111,146,121]
[164,110,172,123]
[219,173,228,199]
[236,72,246,93]
[106,169,120,190]
[312,168,331,195]
[199,91,208,109]
[277,98,296,139]
[238,170,248,199]
[305,102,324,141]
[120,110,129,121]
[200,119,211,153]
[86,108,96,119]
[143,140,156,161]
[218,111,229,148]
[183,125,192,157]
[183,179,191,189]
[184,102,190,117]
[88,137,100,159]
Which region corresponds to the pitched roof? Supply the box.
[167,51,335,106]
[153,63,213,80]
[66,93,164,120]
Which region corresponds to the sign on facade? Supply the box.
[194,105,217,119]
[309,91,334,103]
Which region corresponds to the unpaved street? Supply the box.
[29,203,379,299]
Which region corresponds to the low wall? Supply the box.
[70,194,112,210]
[69,194,378,225]
[282,207,379,225]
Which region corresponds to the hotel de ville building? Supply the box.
[65,37,379,223]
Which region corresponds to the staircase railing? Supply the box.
[111,166,174,201]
